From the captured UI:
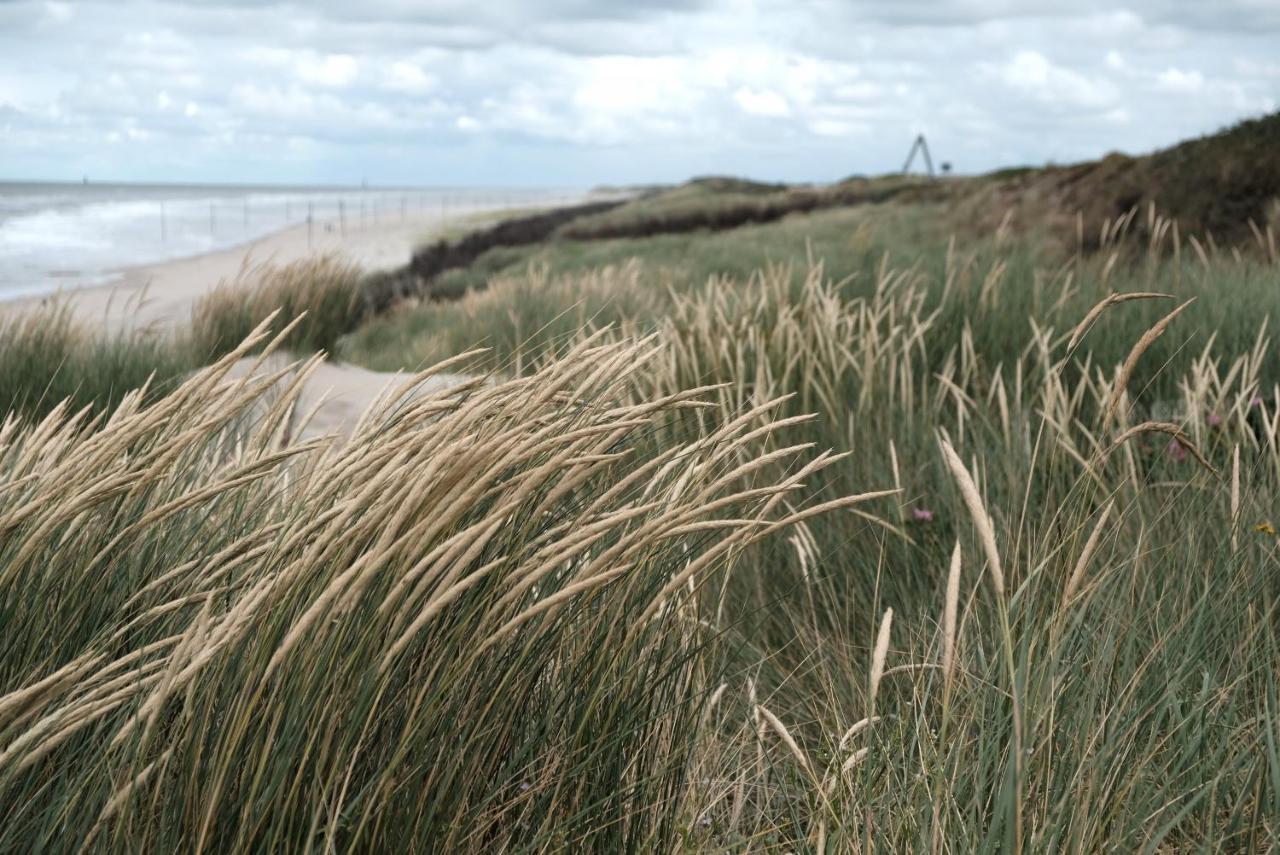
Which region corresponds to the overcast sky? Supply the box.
[1,0,1277,186]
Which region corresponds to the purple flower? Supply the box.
[1166,439,1188,462]
[912,507,935,522]
[1207,412,1223,427]
[1252,396,1265,408]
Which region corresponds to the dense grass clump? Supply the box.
[0,324,855,852]
[191,255,364,357]
[0,301,196,421]
[343,201,1278,399]
[336,201,1280,848]
[4,189,1280,850]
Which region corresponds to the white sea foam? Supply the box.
[0,182,572,301]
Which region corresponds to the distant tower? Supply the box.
[901,134,936,178]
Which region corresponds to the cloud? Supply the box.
[734,87,790,117]
[295,54,360,88]
[386,61,436,94]
[1156,67,1205,93]
[0,0,1276,185]
[991,50,1118,109]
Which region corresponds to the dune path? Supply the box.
[4,207,523,436]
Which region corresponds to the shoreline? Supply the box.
[1,202,562,333]
[1,201,573,436]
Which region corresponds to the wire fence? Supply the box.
[156,188,590,250]
[0,186,618,298]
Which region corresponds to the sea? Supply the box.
[0,181,577,301]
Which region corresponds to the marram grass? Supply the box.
[0,320,862,852]
[191,254,364,358]
[3,205,1280,850]
[354,231,1280,849]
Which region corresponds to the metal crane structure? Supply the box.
[901,133,936,178]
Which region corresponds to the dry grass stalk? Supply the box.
[1102,421,1219,477]
[1101,299,1195,433]
[1067,291,1173,352]
[941,541,962,693]
[837,716,881,752]
[939,438,1005,597]
[1061,500,1115,607]
[756,703,816,780]
[869,607,893,709]
[1232,444,1241,553]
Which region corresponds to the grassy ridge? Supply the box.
[341,200,1277,393]
[0,300,197,422]
[2,150,1280,848]
[334,197,1280,847]
[0,327,855,851]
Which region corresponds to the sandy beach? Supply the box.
[2,204,540,435]
[6,208,465,331]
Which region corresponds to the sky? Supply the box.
[1,0,1278,187]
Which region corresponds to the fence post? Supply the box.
[160,200,166,242]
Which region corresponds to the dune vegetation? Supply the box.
[1,163,1279,850]
[0,298,197,422]
[341,192,1280,850]
[190,254,365,358]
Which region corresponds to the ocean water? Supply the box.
[0,182,575,300]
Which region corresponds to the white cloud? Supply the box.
[387,61,436,94]
[295,53,359,88]
[0,0,1276,184]
[992,49,1118,108]
[44,1,72,23]
[733,86,790,117]
[809,118,867,137]
[1156,67,1205,93]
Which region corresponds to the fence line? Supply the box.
[124,189,600,253]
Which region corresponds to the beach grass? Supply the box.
[0,299,196,422]
[2,190,1280,849]
[335,198,1280,848]
[0,324,858,851]
[190,254,364,358]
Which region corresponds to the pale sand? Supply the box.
[3,205,530,436]
[9,208,457,330]
[231,355,475,443]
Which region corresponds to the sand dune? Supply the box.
[231,355,476,443]
[4,206,521,435]
[13,209,451,331]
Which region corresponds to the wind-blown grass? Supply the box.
[0,300,196,422]
[339,203,1280,848]
[4,193,1280,849]
[599,256,1280,849]
[0,322,856,852]
[191,254,364,358]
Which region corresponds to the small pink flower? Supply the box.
[1251,396,1265,408]
[912,507,935,522]
[1166,439,1188,462]
[1207,412,1223,427]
